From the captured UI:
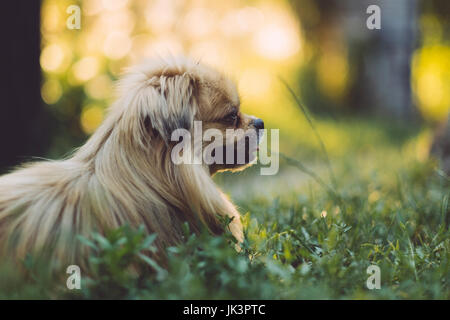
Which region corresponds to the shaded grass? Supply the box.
[0,116,448,299]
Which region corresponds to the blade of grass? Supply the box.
[278,76,338,189]
[273,150,341,203]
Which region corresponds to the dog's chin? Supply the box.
[209,157,256,175]
[208,147,259,175]
[209,161,254,175]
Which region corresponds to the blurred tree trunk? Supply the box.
[291,0,419,119]
[0,1,49,173]
[355,0,418,118]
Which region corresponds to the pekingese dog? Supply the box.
[0,56,264,271]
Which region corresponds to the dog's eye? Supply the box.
[223,112,238,125]
[222,107,239,125]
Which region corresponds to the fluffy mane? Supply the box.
[0,57,243,271]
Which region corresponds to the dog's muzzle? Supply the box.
[251,118,265,146]
[252,118,264,130]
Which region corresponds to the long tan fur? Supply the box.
[0,56,257,271]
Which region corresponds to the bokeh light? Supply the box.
[40,0,449,137]
[40,0,304,135]
[80,104,104,134]
[41,79,63,104]
[103,32,132,60]
[85,75,113,100]
[253,21,301,60]
[72,56,100,82]
[239,68,273,99]
[40,43,66,73]
[317,51,349,100]
[412,45,450,121]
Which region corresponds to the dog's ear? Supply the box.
[141,73,198,142]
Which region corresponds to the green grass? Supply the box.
[0,117,448,299]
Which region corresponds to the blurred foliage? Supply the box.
[290,0,450,120]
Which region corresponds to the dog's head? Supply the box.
[117,56,264,175]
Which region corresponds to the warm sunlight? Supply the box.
[412,45,450,121]
[40,0,303,134]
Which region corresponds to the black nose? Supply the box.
[253,118,264,130]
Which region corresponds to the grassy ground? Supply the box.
[0,116,448,299]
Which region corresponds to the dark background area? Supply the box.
[0,1,49,174]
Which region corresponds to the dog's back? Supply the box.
[0,160,94,268]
